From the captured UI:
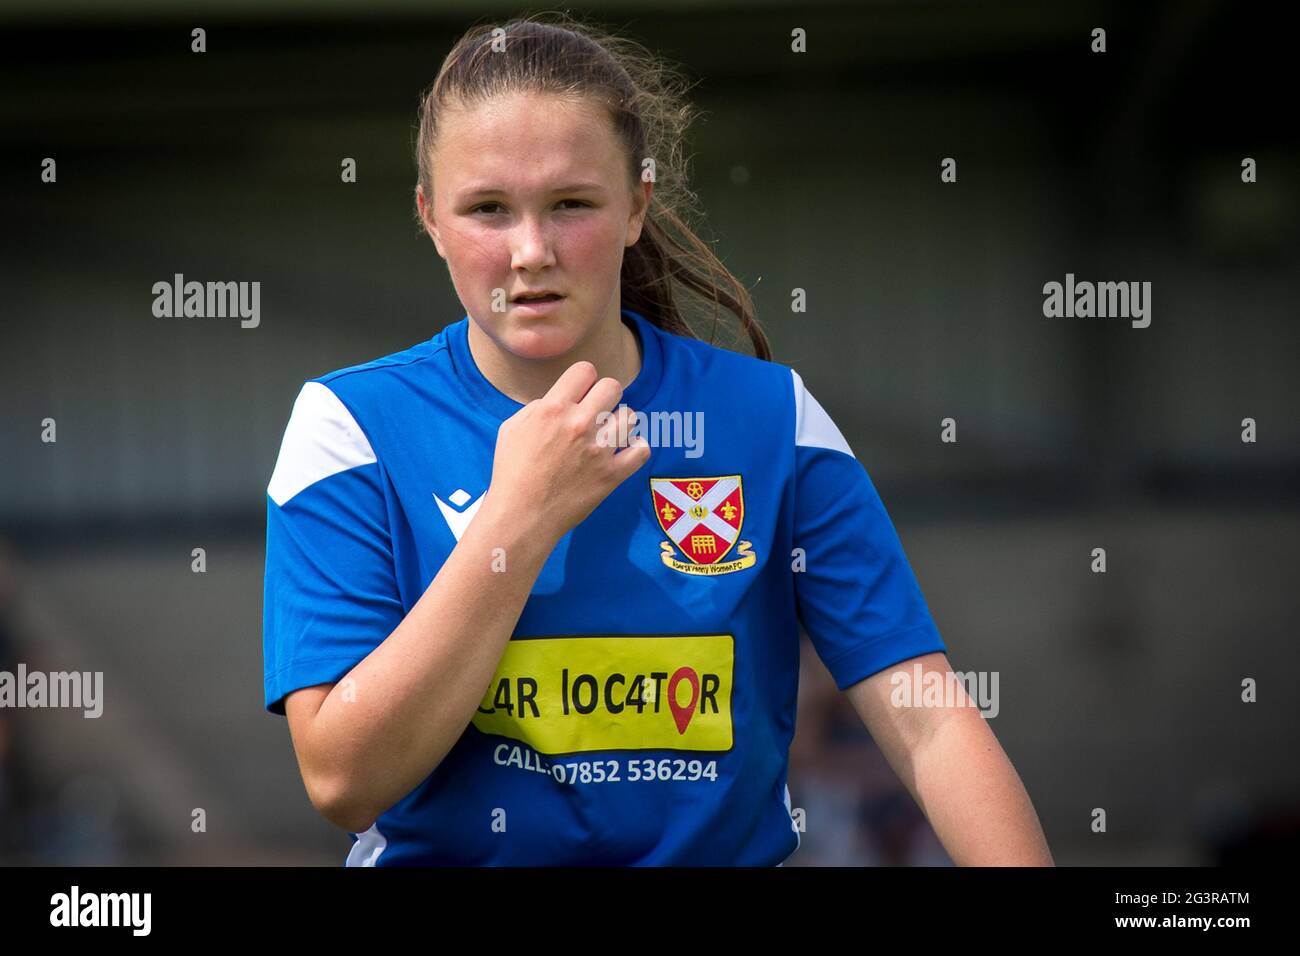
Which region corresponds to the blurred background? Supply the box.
[1,0,1297,865]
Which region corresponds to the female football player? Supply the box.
[263,13,1052,867]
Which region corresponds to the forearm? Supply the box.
[905,707,1054,866]
[306,491,558,827]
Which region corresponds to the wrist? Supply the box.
[478,487,565,549]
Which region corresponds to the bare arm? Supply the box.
[285,492,558,833]
[283,361,649,833]
[844,651,1054,866]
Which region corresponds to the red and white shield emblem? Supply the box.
[651,475,744,565]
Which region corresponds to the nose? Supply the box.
[509,213,556,272]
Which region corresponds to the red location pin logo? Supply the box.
[667,667,700,734]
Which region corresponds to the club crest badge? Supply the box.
[650,475,757,576]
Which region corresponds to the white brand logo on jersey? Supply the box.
[433,488,484,542]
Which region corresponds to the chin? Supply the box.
[498,320,584,362]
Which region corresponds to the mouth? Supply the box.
[511,292,565,304]
[511,292,566,315]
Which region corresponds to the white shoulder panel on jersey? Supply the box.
[791,368,854,457]
[267,381,377,507]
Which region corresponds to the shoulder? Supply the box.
[266,327,454,506]
[267,381,377,506]
[313,327,452,405]
[657,321,780,380]
[789,367,853,456]
[653,321,795,409]
[654,323,850,454]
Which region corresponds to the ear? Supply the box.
[625,178,653,247]
[415,184,447,259]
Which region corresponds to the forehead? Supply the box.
[434,92,625,191]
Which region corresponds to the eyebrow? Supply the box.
[458,181,607,200]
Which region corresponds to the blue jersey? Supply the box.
[262,307,946,866]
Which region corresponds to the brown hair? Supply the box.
[413,12,772,361]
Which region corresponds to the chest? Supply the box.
[385,433,793,631]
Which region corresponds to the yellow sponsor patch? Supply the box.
[471,634,734,755]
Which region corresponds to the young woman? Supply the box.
[262,14,1052,867]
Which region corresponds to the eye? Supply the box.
[469,200,589,215]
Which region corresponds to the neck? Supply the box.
[467,307,642,405]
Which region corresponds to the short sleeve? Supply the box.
[790,370,947,690]
[262,382,404,715]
